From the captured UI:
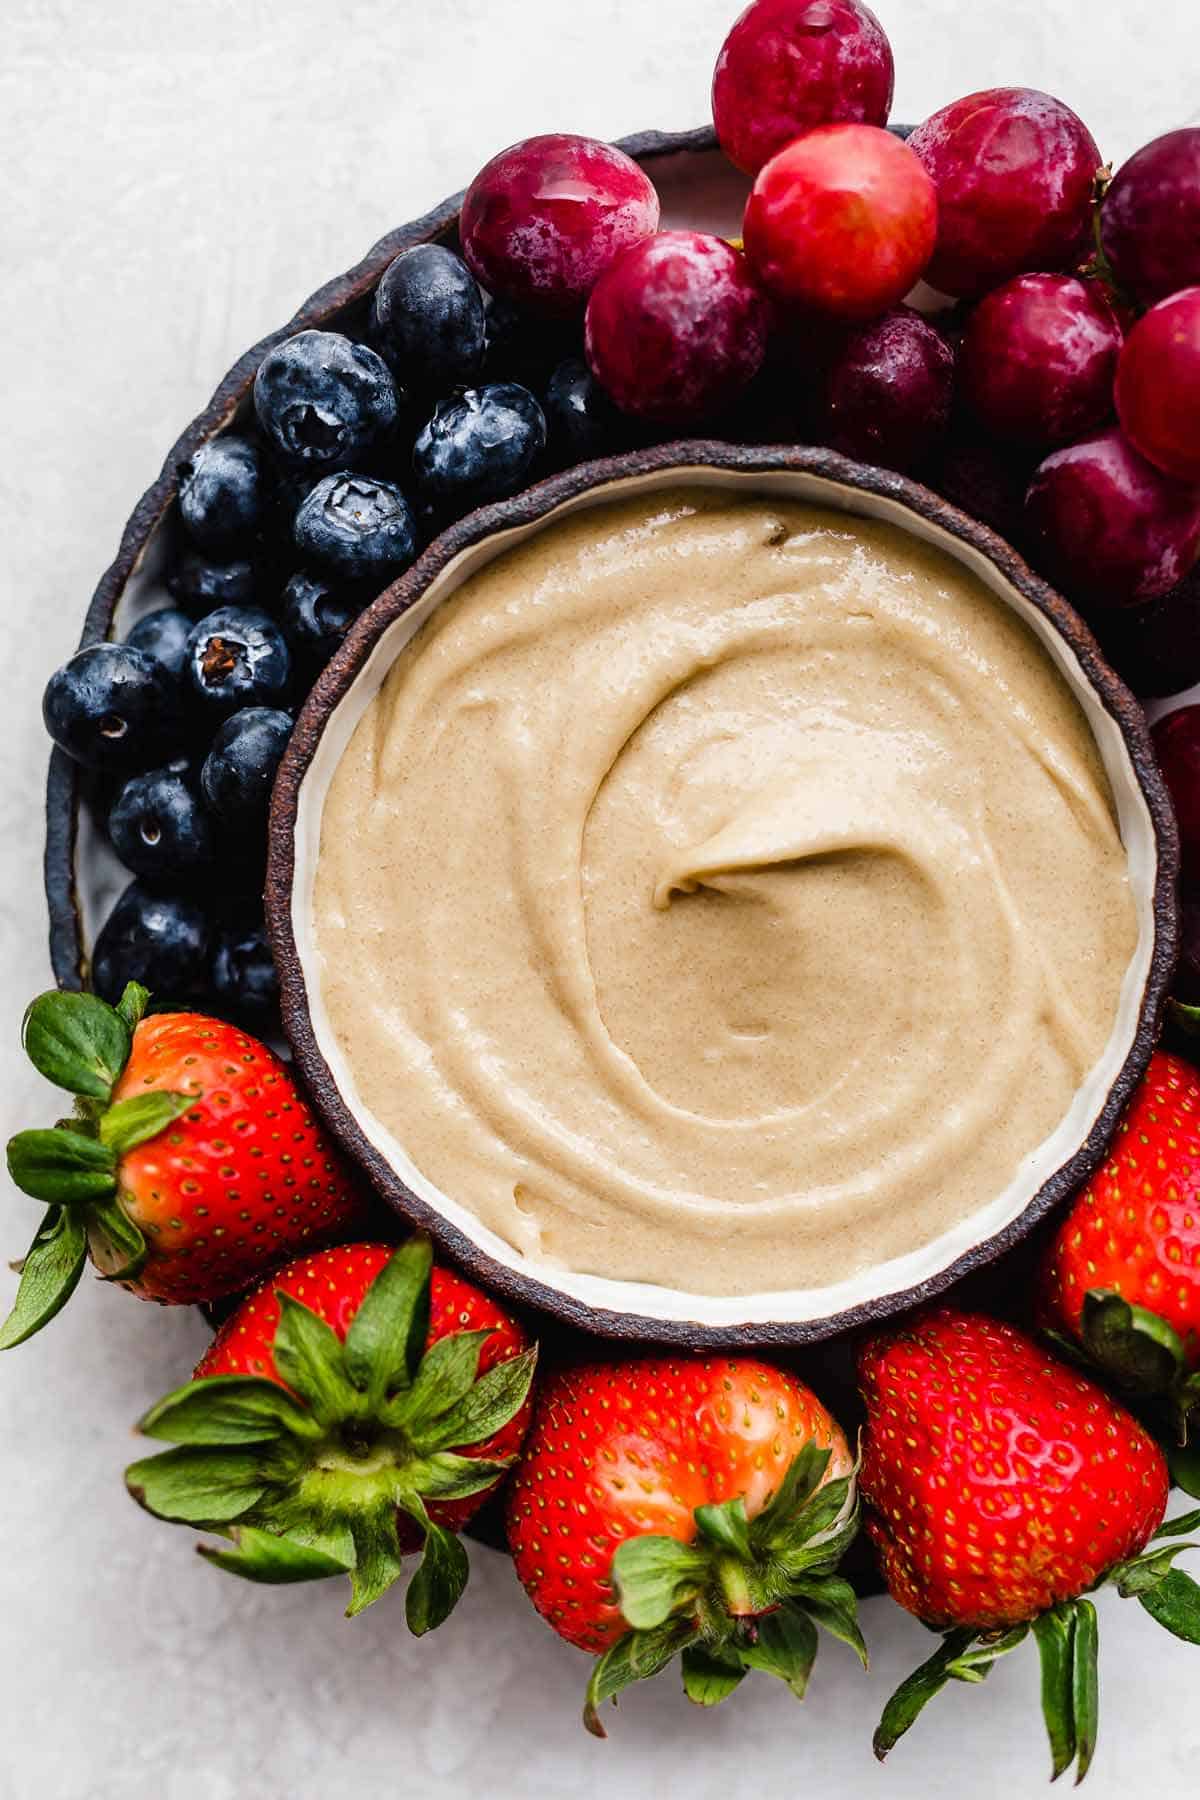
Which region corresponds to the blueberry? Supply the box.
[294,472,417,582]
[43,642,179,771]
[168,548,258,618]
[281,570,365,672]
[185,607,292,717]
[210,918,280,1018]
[124,607,193,682]
[109,763,214,878]
[371,245,486,396]
[92,881,209,1004]
[177,435,266,550]
[200,706,293,834]
[253,329,399,471]
[413,382,546,511]
[543,357,620,465]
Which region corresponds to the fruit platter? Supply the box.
[14,0,1200,1782]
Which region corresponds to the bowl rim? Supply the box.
[265,438,1180,1349]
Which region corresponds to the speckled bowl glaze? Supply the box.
[267,441,1179,1350]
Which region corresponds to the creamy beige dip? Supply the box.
[314,490,1137,1297]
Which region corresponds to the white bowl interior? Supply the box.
[290,465,1157,1329]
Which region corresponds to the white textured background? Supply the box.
[2,3,1199,1795]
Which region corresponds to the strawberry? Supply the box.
[126,1237,536,1624]
[860,1309,1200,1783]
[3,982,368,1345]
[506,1355,863,1735]
[1039,1050,1200,1441]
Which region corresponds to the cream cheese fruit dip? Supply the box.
[313,489,1137,1297]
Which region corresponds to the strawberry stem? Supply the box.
[715,1554,755,1616]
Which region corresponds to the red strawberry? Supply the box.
[127,1237,536,1624]
[1039,1050,1200,1436]
[506,1356,862,1734]
[860,1309,1199,1782]
[3,983,368,1344]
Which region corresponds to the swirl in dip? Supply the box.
[314,490,1137,1297]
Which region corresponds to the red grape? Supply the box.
[1024,427,1200,609]
[1152,705,1200,892]
[712,0,894,177]
[742,124,936,318]
[460,134,660,318]
[1101,129,1200,306]
[584,231,769,423]
[1115,288,1200,485]
[814,306,954,471]
[959,274,1122,449]
[908,88,1101,298]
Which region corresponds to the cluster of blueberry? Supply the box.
[42,236,631,1023]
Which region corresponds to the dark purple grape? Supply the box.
[1024,428,1200,609]
[929,433,1037,548]
[1092,564,1200,698]
[815,306,953,471]
[959,275,1122,449]
[1175,898,1200,1004]
[1152,705,1200,893]
[1101,128,1200,306]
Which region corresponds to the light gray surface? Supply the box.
[2,3,1199,1796]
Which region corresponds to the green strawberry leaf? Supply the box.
[773,1478,858,1577]
[1170,1440,1200,1499]
[583,1618,699,1738]
[1032,1606,1078,1781]
[346,1501,406,1618]
[407,1343,537,1453]
[694,1496,752,1560]
[271,1291,358,1425]
[1080,1289,1187,1392]
[0,1205,88,1350]
[944,1624,1028,1682]
[792,1472,855,1542]
[98,1091,191,1157]
[396,1329,491,1438]
[791,1573,868,1667]
[874,1628,980,1760]
[1155,1508,1200,1540]
[198,1524,354,1584]
[1071,1599,1100,1782]
[125,1445,268,1524]
[737,1603,819,1700]
[1138,1568,1200,1644]
[680,1642,746,1707]
[754,1442,832,1546]
[6,1127,115,1206]
[611,1534,710,1631]
[87,1195,148,1283]
[401,1450,512,1501]
[137,1374,319,1447]
[343,1235,433,1403]
[402,1503,470,1637]
[21,989,131,1100]
[114,983,150,1033]
[1115,1540,1199,1595]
